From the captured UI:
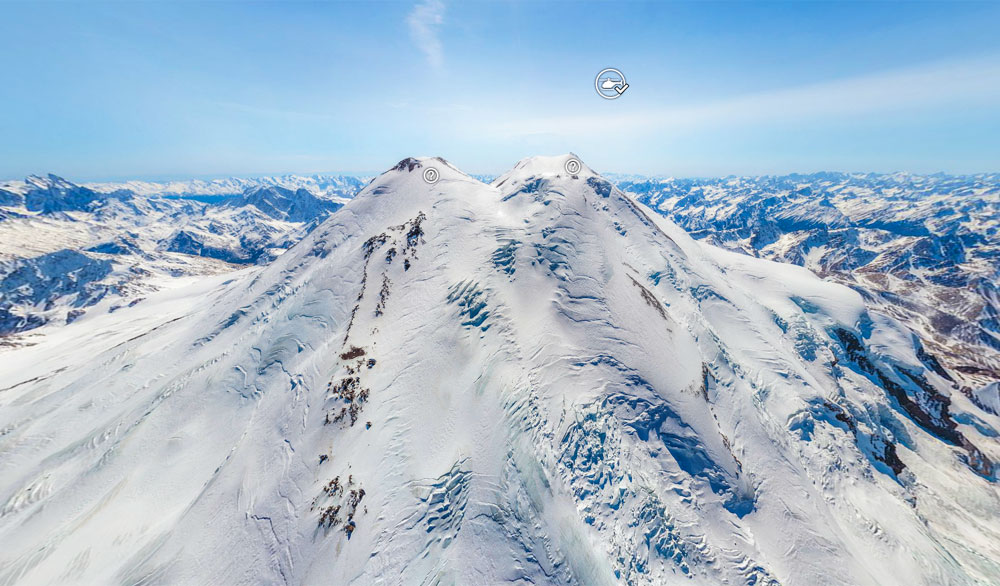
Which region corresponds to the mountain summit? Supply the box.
[1,156,998,585]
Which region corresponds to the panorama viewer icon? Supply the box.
[595,68,628,99]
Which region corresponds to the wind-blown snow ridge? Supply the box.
[0,155,998,586]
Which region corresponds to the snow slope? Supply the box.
[1,156,998,585]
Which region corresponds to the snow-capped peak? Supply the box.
[378,156,478,184]
[24,173,77,191]
[492,153,595,187]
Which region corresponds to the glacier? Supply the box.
[0,156,998,585]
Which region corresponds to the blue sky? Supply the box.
[1,0,999,180]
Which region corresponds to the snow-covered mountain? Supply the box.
[1,156,998,585]
[0,174,361,338]
[0,174,132,214]
[227,184,348,223]
[618,173,1000,395]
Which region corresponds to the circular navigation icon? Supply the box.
[595,68,629,100]
[422,166,440,184]
[564,158,582,175]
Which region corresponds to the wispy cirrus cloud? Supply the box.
[407,0,445,69]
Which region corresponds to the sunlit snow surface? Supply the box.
[1,156,999,585]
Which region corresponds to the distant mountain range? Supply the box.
[83,173,370,200]
[0,173,366,338]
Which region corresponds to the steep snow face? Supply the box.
[1,157,999,586]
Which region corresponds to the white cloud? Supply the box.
[407,0,445,69]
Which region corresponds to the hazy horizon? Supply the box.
[6,161,1000,186]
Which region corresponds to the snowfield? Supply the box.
[1,156,999,585]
